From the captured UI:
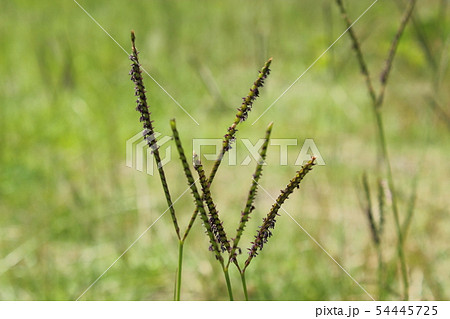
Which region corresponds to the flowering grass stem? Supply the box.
[335,0,417,300]
[129,31,180,240]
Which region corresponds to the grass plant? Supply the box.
[336,0,417,300]
[129,32,316,300]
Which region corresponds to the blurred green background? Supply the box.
[0,0,449,300]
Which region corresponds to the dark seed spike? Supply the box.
[228,122,273,264]
[208,57,273,185]
[244,157,316,270]
[129,31,180,240]
[170,119,223,262]
[194,155,231,254]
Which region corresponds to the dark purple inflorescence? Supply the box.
[244,157,316,269]
[222,58,272,153]
[129,31,180,239]
[129,32,158,153]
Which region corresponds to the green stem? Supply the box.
[335,0,415,300]
[240,271,249,301]
[175,240,184,301]
[223,267,234,301]
[374,109,408,300]
[376,243,384,300]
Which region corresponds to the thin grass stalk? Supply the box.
[335,1,416,300]
[401,174,419,242]
[362,174,386,299]
[175,240,184,301]
[375,9,417,297]
[244,157,316,271]
[223,268,234,301]
[171,119,231,299]
[172,270,177,300]
[429,97,450,131]
[376,242,385,300]
[228,122,273,266]
[362,173,380,246]
[404,0,450,129]
[377,0,418,108]
[240,270,249,301]
[377,179,386,236]
[357,175,385,299]
[335,0,377,103]
[129,31,181,239]
[374,109,409,300]
[169,118,199,300]
[408,13,437,72]
[376,178,386,299]
[232,261,249,301]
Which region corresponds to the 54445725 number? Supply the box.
[376,305,438,316]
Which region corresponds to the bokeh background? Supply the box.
[0,0,449,300]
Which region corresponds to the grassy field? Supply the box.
[0,0,449,300]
